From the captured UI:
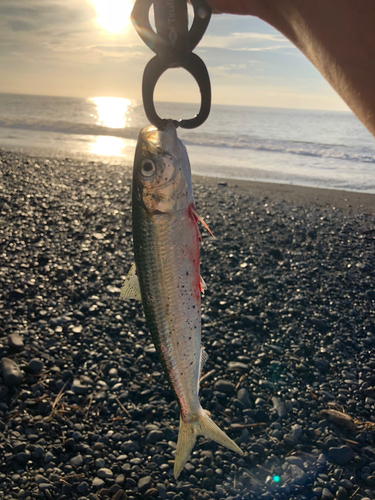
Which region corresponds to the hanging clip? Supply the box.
[131,0,212,130]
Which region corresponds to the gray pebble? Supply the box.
[39,483,54,491]
[336,486,348,500]
[271,397,287,418]
[138,475,152,494]
[259,379,275,390]
[95,458,106,468]
[28,358,44,373]
[35,474,49,484]
[157,482,167,500]
[115,474,125,485]
[92,477,105,488]
[237,388,253,409]
[146,429,164,444]
[285,456,304,469]
[1,357,23,387]
[227,361,248,371]
[8,332,24,351]
[77,482,89,494]
[328,445,354,465]
[339,479,353,489]
[291,424,303,439]
[214,380,235,394]
[322,488,334,500]
[289,464,307,485]
[97,468,113,479]
[284,433,298,447]
[72,379,90,395]
[70,454,83,467]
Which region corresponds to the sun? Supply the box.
[92,0,133,34]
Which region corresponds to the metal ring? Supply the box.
[142,53,211,130]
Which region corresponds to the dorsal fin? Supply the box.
[120,263,142,300]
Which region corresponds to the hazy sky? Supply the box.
[0,0,349,110]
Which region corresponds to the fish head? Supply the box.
[133,121,194,214]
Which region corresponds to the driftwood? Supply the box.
[318,409,357,431]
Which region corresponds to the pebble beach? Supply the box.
[1,149,375,500]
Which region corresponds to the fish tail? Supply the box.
[174,410,244,479]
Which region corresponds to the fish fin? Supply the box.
[120,263,142,300]
[174,410,243,479]
[190,207,215,238]
[174,415,198,480]
[199,347,209,378]
[199,275,207,295]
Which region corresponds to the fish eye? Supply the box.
[141,159,156,178]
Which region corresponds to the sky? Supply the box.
[0,0,349,111]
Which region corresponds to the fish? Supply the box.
[121,121,243,479]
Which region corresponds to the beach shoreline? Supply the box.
[1,149,375,500]
[193,174,375,214]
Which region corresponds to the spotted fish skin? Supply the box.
[124,122,243,479]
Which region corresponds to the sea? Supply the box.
[1,92,374,193]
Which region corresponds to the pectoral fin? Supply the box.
[199,275,207,294]
[120,263,142,300]
[190,207,215,238]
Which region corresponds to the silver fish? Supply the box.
[122,122,243,479]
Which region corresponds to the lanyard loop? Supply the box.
[131,0,212,129]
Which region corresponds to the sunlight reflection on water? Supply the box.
[88,97,135,156]
[89,135,135,157]
[90,96,132,129]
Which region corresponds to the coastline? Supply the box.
[193,174,375,214]
[1,149,375,500]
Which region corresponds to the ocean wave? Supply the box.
[1,116,374,165]
[182,133,375,164]
[0,117,140,142]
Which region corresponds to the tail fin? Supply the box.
[174,410,244,479]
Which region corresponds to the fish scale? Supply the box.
[133,206,202,413]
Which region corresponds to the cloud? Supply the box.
[0,1,348,110]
